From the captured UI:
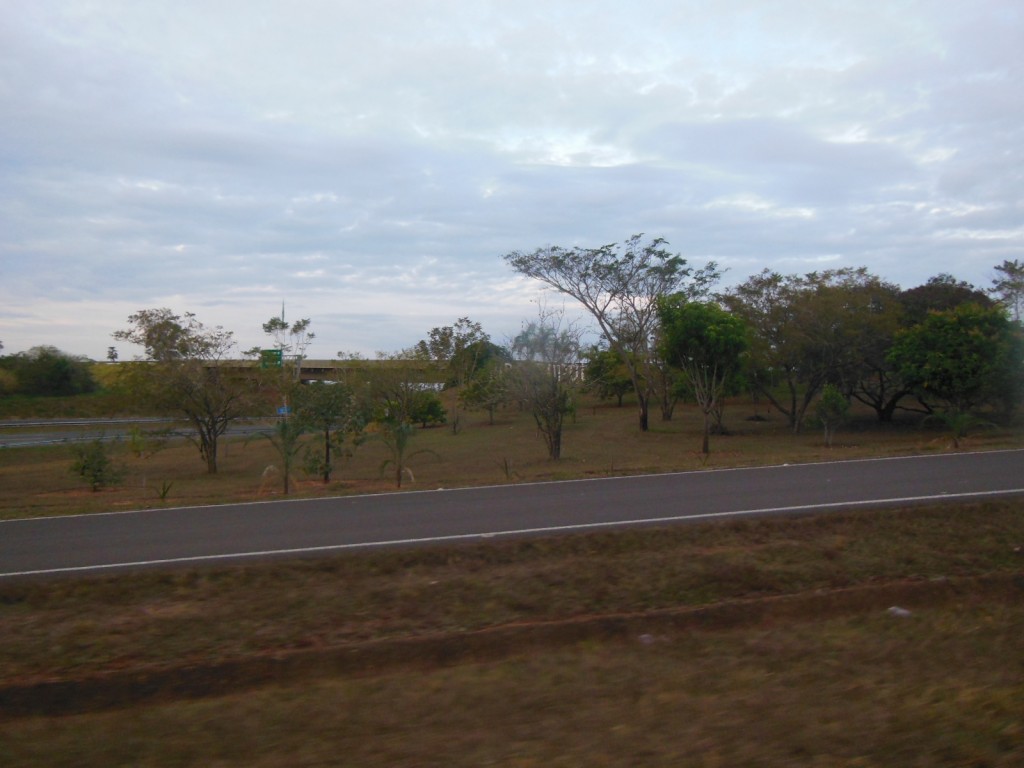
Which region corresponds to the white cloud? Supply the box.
[1,1,1021,357]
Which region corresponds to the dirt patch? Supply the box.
[2,572,1020,719]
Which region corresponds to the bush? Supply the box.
[70,437,123,492]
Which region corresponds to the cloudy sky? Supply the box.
[1,1,1021,360]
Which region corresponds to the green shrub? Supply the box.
[70,437,123,492]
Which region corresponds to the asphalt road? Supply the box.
[2,449,1023,580]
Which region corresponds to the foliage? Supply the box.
[292,381,362,484]
[414,317,491,387]
[458,361,511,424]
[69,437,122,492]
[408,389,447,428]
[0,346,97,397]
[375,418,438,488]
[723,267,901,432]
[923,410,994,450]
[583,345,633,407]
[889,302,1024,416]
[899,273,992,326]
[112,308,255,473]
[257,416,308,494]
[414,317,502,434]
[127,426,170,459]
[815,384,850,448]
[990,259,1024,323]
[0,368,17,396]
[505,234,719,432]
[360,350,443,427]
[509,306,582,460]
[658,299,748,454]
[250,315,315,379]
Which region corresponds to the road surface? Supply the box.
[2,449,1022,580]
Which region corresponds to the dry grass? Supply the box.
[1,396,1023,765]
[1,573,1022,765]
[1,499,1022,685]
[2,394,1021,520]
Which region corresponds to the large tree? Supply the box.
[835,273,908,422]
[889,302,1024,417]
[113,309,252,473]
[504,234,719,432]
[723,267,896,432]
[658,299,748,455]
[900,274,991,326]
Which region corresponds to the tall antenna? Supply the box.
[281,301,285,323]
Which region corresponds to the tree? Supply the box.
[113,309,253,474]
[254,313,315,380]
[583,345,633,407]
[415,317,490,386]
[504,234,719,432]
[360,350,445,427]
[0,346,97,397]
[815,384,850,448]
[889,303,1024,417]
[900,274,991,326]
[510,305,582,460]
[835,274,908,422]
[293,381,362,484]
[415,317,493,433]
[70,437,122,492]
[458,360,511,424]
[376,419,437,488]
[723,268,893,432]
[257,415,307,495]
[408,389,447,428]
[658,299,748,455]
[0,367,17,396]
[990,259,1024,323]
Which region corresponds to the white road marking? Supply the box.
[2,487,1021,579]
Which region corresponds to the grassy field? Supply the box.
[2,392,1022,520]
[1,395,1023,765]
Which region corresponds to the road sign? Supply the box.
[260,349,283,369]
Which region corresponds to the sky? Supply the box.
[1,1,1021,361]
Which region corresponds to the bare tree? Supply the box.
[510,304,583,460]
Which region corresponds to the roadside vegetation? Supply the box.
[1,254,1023,764]
[2,391,1022,520]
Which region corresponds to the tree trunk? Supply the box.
[205,441,218,474]
[322,427,331,483]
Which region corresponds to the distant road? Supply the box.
[0,418,270,448]
[1,450,1022,580]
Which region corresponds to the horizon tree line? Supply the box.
[3,248,1022,474]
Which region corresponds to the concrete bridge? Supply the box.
[206,358,586,384]
[208,358,444,384]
